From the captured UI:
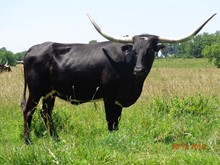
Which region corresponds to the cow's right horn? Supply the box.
[87,14,133,43]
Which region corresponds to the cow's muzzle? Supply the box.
[134,66,145,76]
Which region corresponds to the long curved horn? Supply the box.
[87,14,133,43]
[158,13,217,43]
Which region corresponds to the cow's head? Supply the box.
[120,35,165,76]
[0,62,11,73]
[87,13,216,76]
[132,35,165,76]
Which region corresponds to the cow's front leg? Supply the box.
[104,98,122,131]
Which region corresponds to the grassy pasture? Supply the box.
[0,58,219,164]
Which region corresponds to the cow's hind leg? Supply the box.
[104,99,122,131]
[40,97,59,141]
[23,94,40,144]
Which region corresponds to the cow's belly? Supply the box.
[44,79,142,107]
[53,84,102,104]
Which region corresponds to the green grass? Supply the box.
[0,59,220,164]
[153,58,215,68]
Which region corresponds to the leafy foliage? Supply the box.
[0,47,16,66]
[88,40,97,44]
[0,47,26,66]
[14,51,26,61]
[149,95,211,117]
[202,32,220,67]
[163,31,220,61]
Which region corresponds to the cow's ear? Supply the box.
[121,45,134,63]
[125,52,135,64]
[121,45,133,52]
[156,43,165,51]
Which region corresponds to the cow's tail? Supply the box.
[21,68,27,112]
[21,81,27,112]
[21,49,31,112]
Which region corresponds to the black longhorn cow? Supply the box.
[0,62,11,73]
[21,13,216,144]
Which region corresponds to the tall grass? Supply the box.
[0,59,219,164]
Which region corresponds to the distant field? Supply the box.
[0,59,219,164]
[153,58,215,68]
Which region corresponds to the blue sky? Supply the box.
[0,0,219,53]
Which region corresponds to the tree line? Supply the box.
[162,31,220,67]
[0,48,25,66]
[1,31,220,67]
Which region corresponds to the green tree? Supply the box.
[89,40,97,44]
[202,43,220,67]
[15,51,26,61]
[0,47,16,66]
[164,31,220,58]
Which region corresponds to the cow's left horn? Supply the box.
[87,14,133,43]
[158,13,217,43]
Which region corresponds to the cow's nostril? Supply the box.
[134,67,144,73]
